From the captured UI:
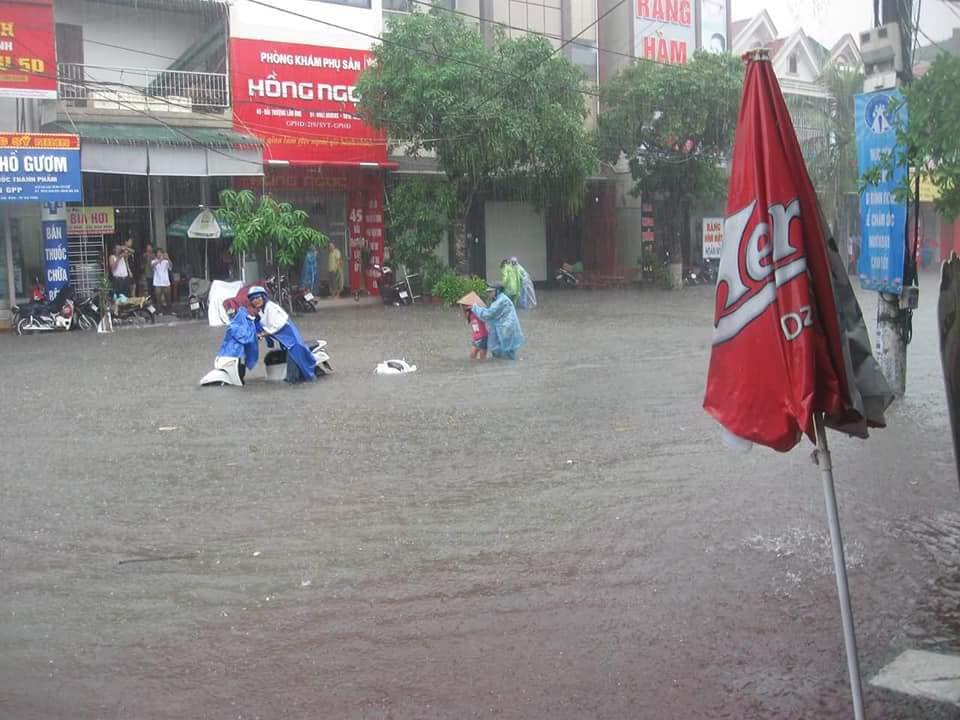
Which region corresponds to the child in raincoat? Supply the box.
[471,284,525,360]
[462,304,488,360]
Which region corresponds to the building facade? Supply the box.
[0,0,267,321]
[1,0,743,323]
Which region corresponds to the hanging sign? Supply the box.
[635,0,695,65]
[702,217,723,259]
[68,206,115,236]
[0,133,82,203]
[41,201,69,301]
[230,38,387,164]
[856,90,907,295]
[0,0,57,99]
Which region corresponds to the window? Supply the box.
[383,0,453,12]
[788,54,798,74]
[309,0,371,9]
[570,41,598,84]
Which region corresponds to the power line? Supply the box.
[403,0,669,65]
[244,0,603,99]
[454,0,631,124]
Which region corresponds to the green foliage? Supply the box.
[863,54,960,221]
[386,177,458,278]
[597,51,743,254]
[356,10,597,222]
[805,67,863,230]
[431,271,488,306]
[216,189,328,269]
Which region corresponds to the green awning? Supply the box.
[42,122,261,149]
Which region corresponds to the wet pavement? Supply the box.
[1,276,957,719]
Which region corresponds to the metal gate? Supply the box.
[68,235,105,299]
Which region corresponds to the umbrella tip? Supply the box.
[742,48,771,63]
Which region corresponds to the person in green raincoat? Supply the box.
[500,258,522,305]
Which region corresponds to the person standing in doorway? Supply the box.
[141,243,155,298]
[108,243,132,298]
[328,242,344,298]
[152,249,173,313]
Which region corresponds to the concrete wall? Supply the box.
[55,0,212,71]
[484,201,546,283]
[231,0,383,49]
[597,0,633,82]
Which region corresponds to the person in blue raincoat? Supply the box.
[472,283,525,359]
[218,306,260,383]
[300,245,319,294]
[247,286,317,383]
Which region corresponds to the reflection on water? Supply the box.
[892,512,960,652]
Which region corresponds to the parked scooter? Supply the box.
[187,278,210,320]
[200,339,333,386]
[555,264,579,288]
[291,286,318,313]
[14,285,79,335]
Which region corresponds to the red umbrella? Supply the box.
[704,51,893,719]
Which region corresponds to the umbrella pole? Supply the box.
[814,412,866,720]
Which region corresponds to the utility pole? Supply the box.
[861,0,916,397]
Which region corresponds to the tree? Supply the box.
[385,176,459,286]
[596,51,743,280]
[216,189,328,308]
[864,54,960,222]
[806,67,863,244]
[356,10,597,270]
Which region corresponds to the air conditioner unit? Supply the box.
[860,23,903,76]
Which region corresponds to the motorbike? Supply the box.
[200,339,333,387]
[14,285,81,335]
[291,286,318,313]
[75,296,101,330]
[371,265,415,306]
[187,278,211,320]
[112,295,157,325]
[555,264,579,288]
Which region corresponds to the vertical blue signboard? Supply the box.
[856,90,907,295]
[41,201,69,301]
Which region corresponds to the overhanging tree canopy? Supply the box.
[356,9,597,266]
[596,51,743,263]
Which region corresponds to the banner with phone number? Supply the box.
[0,1,57,99]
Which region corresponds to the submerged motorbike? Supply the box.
[200,340,333,387]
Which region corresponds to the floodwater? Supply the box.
[0,277,957,719]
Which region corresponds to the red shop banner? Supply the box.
[0,0,57,99]
[230,38,387,165]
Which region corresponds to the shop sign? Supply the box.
[856,90,907,295]
[700,0,729,53]
[702,217,723,259]
[0,1,57,99]
[68,206,115,236]
[234,168,351,193]
[0,133,82,203]
[635,0,695,65]
[41,201,69,301]
[230,38,387,164]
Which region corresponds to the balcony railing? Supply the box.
[57,63,229,113]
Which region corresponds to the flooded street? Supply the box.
[1,278,957,719]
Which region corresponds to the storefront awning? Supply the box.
[266,159,400,170]
[42,122,264,177]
